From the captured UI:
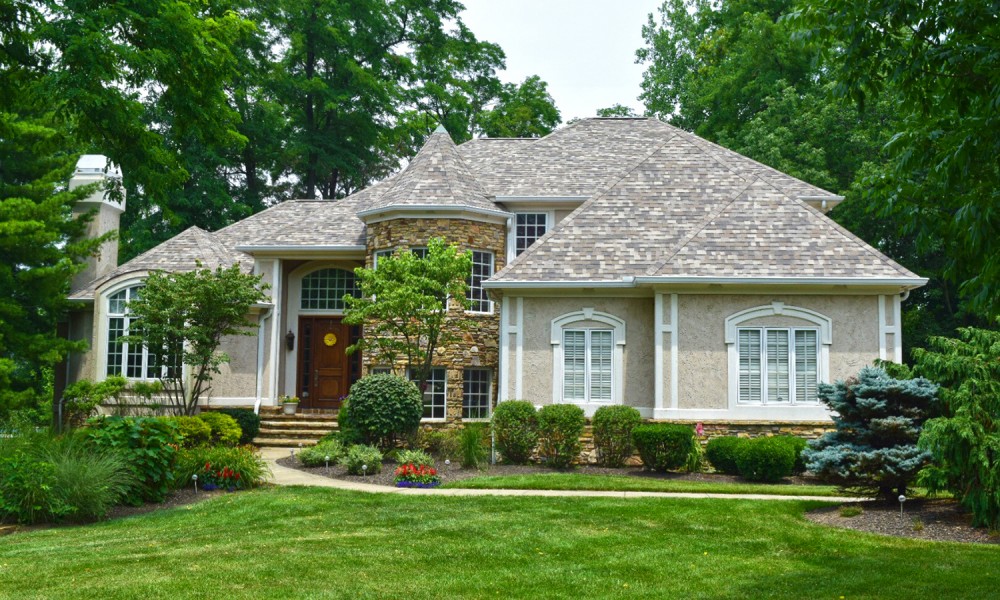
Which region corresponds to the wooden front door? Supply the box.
[296,317,359,410]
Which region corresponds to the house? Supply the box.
[63,118,926,434]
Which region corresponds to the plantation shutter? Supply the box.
[589,330,613,401]
[563,330,586,401]
[738,330,762,403]
[795,330,819,403]
[766,330,790,403]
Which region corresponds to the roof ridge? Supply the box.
[494,132,678,280]
[644,177,760,276]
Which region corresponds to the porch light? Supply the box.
[286,330,295,350]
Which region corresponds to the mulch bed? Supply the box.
[805,499,999,545]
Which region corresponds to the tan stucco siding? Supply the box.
[68,308,97,383]
[517,296,654,409]
[209,328,260,401]
[676,294,880,410]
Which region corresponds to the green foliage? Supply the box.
[340,445,383,476]
[536,404,585,469]
[705,436,744,475]
[341,374,423,449]
[123,264,267,416]
[298,439,346,468]
[478,75,561,138]
[0,452,72,525]
[60,376,128,427]
[591,405,642,467]
[85,416,180,504]
[344,239,474,391]
[772,436,808,475]
[333,399,363,447]
[163,416,212,448]
[417,428,460,460]
[196,412,242,447]
[173,445,269,491]
[396,449,434,468]
[491,400,538,465]
[803,366,939,501]
[458,425,488,470]
[217,409,261,445]
[735,437,795,483]
[904,327,1000,529]
[632,424,698,473]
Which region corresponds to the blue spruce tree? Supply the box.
[803,366,939,501]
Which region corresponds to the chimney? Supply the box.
[70,155,126,291]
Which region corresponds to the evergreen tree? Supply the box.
[804,366,939,501]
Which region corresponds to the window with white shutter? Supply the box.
[562,329,614,402]
[737,327,819,405]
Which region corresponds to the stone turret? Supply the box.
[69,155,125,291]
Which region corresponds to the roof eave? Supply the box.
[357,204,510,224]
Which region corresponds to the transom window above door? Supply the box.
[300,268,358,311]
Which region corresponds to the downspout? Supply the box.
[254,307,273,415]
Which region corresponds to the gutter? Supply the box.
[484,275,928,290]
[236,244,366,253]
[356,204,511,220]
[253,306,274,415]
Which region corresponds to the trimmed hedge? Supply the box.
[217,409,261,445]
[342,374,422,449]
[298,439,346,468]
[491,401,538,464]
[705,436,744,475]
[196,412,242,446]
[536,404,585,468]
[632,424,697,472]
[592,405,642,467]
[772,435,808,475]
[735,437,796,482]
[164,416,212,448]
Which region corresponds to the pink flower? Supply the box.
[695,422,704,436]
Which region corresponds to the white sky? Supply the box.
[460,0,663,123]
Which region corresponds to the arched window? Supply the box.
[550,309,626,407]
[105,285,179,379]
[300,269,358,311]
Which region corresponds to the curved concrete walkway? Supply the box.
[260,448,863,502]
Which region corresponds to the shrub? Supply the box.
[705,436,745,475]
[37,432,136,521]
[491,400,538,465]
[396,448,434,468]
[459,424,489,469]
[342,374,422,449]
[632,424,697,472]
[340,445,383,475]
[591,405,642,467]
[86,416,180,504]
[0,452,72,524]
[333,400,364,446]
[418,428,460,460]
[536,404,585,468]
[60,376,127,427]
[162,416,212,448]
[217,409,261,445]
[773,436,808,475]
[197,412,242,446]
[173,445,269,491]
[736,437,796,483]
[298,439,346,468]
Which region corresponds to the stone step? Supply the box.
[260,420,338,430]
[253,437,319,448]
[257,427,334,439]
[260,412,338,421]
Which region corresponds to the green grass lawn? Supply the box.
[443,473,847,496]
[0,487,995,599]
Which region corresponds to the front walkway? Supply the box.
[260,448,862,502]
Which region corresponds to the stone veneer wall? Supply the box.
[364,218,506,422]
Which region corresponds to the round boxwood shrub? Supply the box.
[705,436,745,475]
[536,404,585,468]
[340,444,383,475]
[217,408,261,445]
[196,412,242,446]
[343,374,422,449]
[735,436,796,482]
[298,439,345,468]
[491,400,538,464]
[592,405,642,467]
[632,423,697,472]
[772,435,808,475]
[165,416,212,448]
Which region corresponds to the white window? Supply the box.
[514,213,548,255]
[467,250,494,313]
[105,286,179,380]
[408,367,446,420]
[737,328,819,404]
[301,268,357,310]
[462,369,492,419]
[562,329,614,402]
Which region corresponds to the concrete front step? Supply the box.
[254,437,319,448]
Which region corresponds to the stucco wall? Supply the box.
[67,308,96,383]
[676,294,880,410]
[517,296,654,410]
[209,327,260,401]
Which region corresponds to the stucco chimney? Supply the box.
[70,155,126,290]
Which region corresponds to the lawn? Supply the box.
[443,473,847,497]
[0,487,995,599]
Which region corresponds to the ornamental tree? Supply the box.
[123,263,267,415]
[343,237,473,393]
[803,366,939,502]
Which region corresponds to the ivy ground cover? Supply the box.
[0,487,995,599]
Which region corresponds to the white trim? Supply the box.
[466,249,495,315]
[95,277,146,382]
[893,293,902,362]
[199,396,257,407]
[654,293,664,412]
[653,407,832,422]
[515,297,524,399]
[571,403,653,418]
[877,294,903,362]
[498,297,510,402]
[878,295,887,361]
[670,293,679,410]
[636,275,927,287]
[550,309,626,406]
[254,306,273,415]
[357,204,510,224]
[493,195,588,204]
[236,244,366,253]
[269,259,282,404]
[724,302,831,409]
[506,210,555,263]
[485,279,636,289]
